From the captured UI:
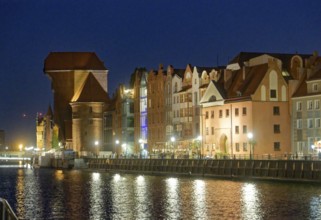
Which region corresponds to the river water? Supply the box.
[0,166,321,219]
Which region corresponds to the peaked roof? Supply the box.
[227,63,268,98]
[46,105,53,117]
[44,52,107,71]
[229,52,311,68]
[72,73,109,103]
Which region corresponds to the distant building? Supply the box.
[44,52,110,154]
[36,106,58,150]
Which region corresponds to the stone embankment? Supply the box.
[86,158,321,183]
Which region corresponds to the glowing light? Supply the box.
[114,174,121,182]
[92,172,100,181]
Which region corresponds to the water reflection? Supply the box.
[241,182,262,220]
[192,179,207,219]
[134,175,151,219]
[1,168,321,219]
[111,173,134,219]
[88,172,105,219]
[165,177,181,218]
[15,168,44,219]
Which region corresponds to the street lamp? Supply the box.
[197,135,202,159]
[170,137,175,159]
[139,139,143,158]
[247,132,253,160]
[94,141,99,158]
[122,143,127,158]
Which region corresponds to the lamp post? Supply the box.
[139,139,143,158]
[170,137,175,159]
[122,143,127,158]
[115,140,120,158]
[197,135,202,159]
[94,141,99,158]
[247,132,253,160]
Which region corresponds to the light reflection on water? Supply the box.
[1,168,321,219]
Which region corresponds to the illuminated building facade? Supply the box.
[36,106,58,150]
[113,85,135,156]
[44,52,109,154]
[200,52,313,158]
[132,68,148,155]
[147,65,166,152]
[291,53,321,156]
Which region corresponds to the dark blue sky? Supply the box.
[1,0,321,147]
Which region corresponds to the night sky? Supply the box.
[1,0,321,147]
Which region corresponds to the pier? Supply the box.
[87,158,321,182]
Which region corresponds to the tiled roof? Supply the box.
[227,64,268,98]
[44,52,107,71]
[307,69,321,81]
[229,52,311,69]
[72,73,109,103]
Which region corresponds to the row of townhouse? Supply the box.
[110,51,321,158]
[42,51,321,158]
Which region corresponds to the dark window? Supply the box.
[242,107,247,115]
[235,143,240,152]
[205,111,209,119]
[211,111,214,118]
[219,110,223,118]
[235,126,239,134]
[273,106,280,115]
[274,142,281,151]
[226,109,229,117]
[274,124,280,133]
[211,127,214,135]
[235,108,239,116]
[243,125,247,134]
[243,143,247,151]
[270,89,277,98]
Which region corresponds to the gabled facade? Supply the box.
[147,65,167,152]
[200,52,301,158]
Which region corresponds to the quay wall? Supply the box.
[87,158,321,182]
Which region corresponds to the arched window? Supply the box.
[209,95,217,102]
